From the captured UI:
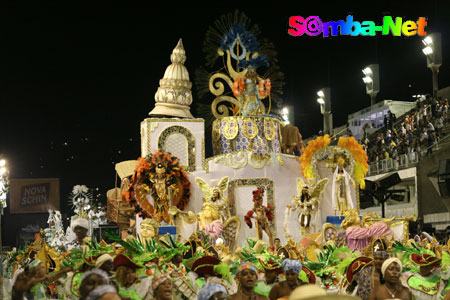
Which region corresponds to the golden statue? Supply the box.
[214,239,230,259]
[322,223,338,245]
[195,176,230,221]
[139,218,159,241]
[276,238,303,260]
[170,176,241,251]
[197,202,223,245]
[342,209,393,252]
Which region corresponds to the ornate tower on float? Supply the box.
[141,39,204,173]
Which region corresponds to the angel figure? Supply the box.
[286,178,328,235]
[169,176,241,251]
[195,176,230,221]
[244,187,275,249]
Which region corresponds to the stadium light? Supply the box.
[362,64,379,106]
[422,33,442,98]
[316,88,332,134]
[422,46,433,56]
[362,76,373,84]
[362,67,372,76]
[422,36,432,46]
[0,158,9,256]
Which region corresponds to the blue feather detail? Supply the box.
[238,55,270,69]
[221,23,259,53]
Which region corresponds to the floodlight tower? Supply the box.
[0,158,9,257]
[362,64,380,106]
[422,33,442,98]
[317,88,332,134]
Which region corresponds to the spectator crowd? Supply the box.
[361,97,449,166]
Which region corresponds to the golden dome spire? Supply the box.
[149,38,194,118]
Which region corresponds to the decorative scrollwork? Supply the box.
[311,146,355,180]
[208,24,273,119]
[158,125,196,172]
[211,96,241,119]
[213,150,273,170]
[224,49,248,80]
[209,73,234,96]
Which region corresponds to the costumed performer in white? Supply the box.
[331,162,356,216]
[67,217,90,250]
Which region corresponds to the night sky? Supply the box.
[1,2,450,245]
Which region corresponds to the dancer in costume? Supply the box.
[230,262,267,300]
[79,269,110,300]
[65,258,95,299]
[198,283,229,300]
[274,239,281,252]
[368,258,411,300]
[85,284,120,300]
[11,259,47,300]
[151,274,173,300]
[352,247,390,300]
[191,256,222,290]
[269,260,304,300]
[28,260,48,300]
[68,217,90,250]
[236,65,270,116]
[255,260,282,297]
[191,255,237,295]
[244,187,275,249]
[286,178,328,234]
[405,253,442,300]
[96,254,114,277]
[126,152,191,225]
[113,254,142,300]
[152,162,177,224]
[341,209,392,252]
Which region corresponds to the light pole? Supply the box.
[362,64,380,106]
[0,159,9,257]
[422,33,442,98]
[0,159,8,298]
[317,88,332,134]
[281,105,294,125]
[281,107,290,125]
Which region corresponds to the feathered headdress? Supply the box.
[194,10,285,151]
[126,152,191,219]
[252,187,265,200]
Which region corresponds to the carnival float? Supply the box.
[4,11,443,300]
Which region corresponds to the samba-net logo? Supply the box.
[288,15,427,37]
